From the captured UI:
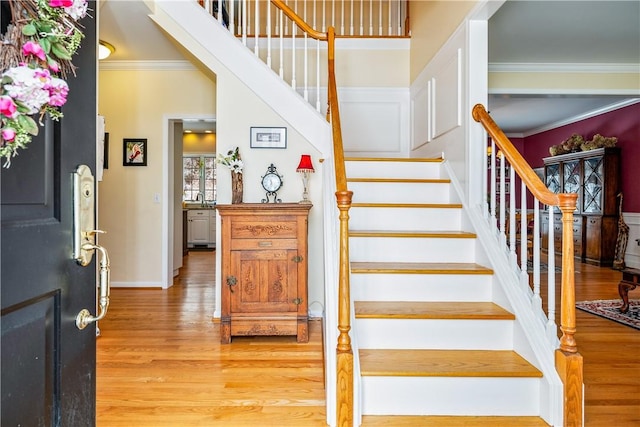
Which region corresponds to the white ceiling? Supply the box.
[98,0,640,135]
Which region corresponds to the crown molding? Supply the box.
[489,62,640,73]
[523,98,640,137]
[99,60,197,71]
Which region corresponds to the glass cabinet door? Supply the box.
[583,156,604,213]
[563,160,581,212]
[545,164,560,213]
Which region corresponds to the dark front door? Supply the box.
[1,3,98,425]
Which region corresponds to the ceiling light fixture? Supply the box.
[98,40,115,60]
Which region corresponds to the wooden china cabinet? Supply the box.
[541,147,621,266]
[217,203,312,344]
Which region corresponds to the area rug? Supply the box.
[526,261,563,273]
[576,299,640,330]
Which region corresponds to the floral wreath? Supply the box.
[0,0,89,167]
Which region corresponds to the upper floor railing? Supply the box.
[473,104,584,426]
[201,0,409,37]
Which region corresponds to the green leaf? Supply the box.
[17,115,39,136]
[40,38,51,54]
[22,24,37,36]
[51,43,72,60]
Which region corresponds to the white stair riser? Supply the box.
[350,208,462,231]
[351,274,493,302]
[356,319,514,350]
[361,377,541,416]
[349,182,451,204]
[346,161,442,179]
[350,237,476,263]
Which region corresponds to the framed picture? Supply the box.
[123,138,147,166]
[250,127,287,149]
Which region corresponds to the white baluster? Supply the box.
[532,201,542,311]
[279,9,284,78]
[292,9,297,91]
[230,0,235,35]
[509,165,516,262]
[378,0,382,35]
[254,0,259,56]
[482,134,489,219]
[267,1,272,68]
[546,206,557,343]
[397,0,401,35]
[242,0,247,45]
[359,0,363,35]
[520,180,528,272]
[368,0,373,35]
[304,32,309,101]
[388,0,392,36]
[350,0,354,35]
[341,0,345,35]
[490,139,496,232]
[217,0,222,25]
[322,0,326,32]
[499,153,506,245]
[316,39,321,112]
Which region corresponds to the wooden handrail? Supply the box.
[269,2,352,425]
[271,0,328,40]
[472,104,583,426]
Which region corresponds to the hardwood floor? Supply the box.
[97,251,640,426]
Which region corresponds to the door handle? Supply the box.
[72,165,112,330]
[76,242,111,330]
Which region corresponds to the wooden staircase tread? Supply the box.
[349,230,476,238]
[355,301,514,320]
[359,349,543,378]
[351,202,463,209]
[351,262,493,275]
[345,157,443,162]
[361,415,550,426]
[347,178,451,183]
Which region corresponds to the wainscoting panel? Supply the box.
[338,88,410,157]
[412,83,430,149]
[432,48,462,140]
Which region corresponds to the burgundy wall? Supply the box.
[522,102,640,213]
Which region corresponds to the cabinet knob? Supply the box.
[293,297,303,305]
[292,255,304,263]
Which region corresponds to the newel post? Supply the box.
[336,189,354,427]
[556,201,583,426]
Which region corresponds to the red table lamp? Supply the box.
[296,155,314,204]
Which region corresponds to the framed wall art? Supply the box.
[250,127,287,149]
[123,138,147,166]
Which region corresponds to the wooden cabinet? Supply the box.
[541,147,620,266]
[217,203,312,344]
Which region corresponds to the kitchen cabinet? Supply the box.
[217,203,312,344]
[187,209,216,248]
[541,147,621,266]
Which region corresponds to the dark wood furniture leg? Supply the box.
[618,268,640,313]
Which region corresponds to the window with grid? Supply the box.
[183,155,217,202]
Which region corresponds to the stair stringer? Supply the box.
[443,161,563,426]
[149,0,331,156]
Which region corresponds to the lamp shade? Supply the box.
[296,155,314,172]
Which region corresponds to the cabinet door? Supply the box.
[583,156,604,213]
[188,215,210,244]
[562,160,581,213]
[229,249,298,314]
[208,211,216,245]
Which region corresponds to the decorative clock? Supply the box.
[261,163,283,203]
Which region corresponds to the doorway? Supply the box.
[162,116,217,292]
